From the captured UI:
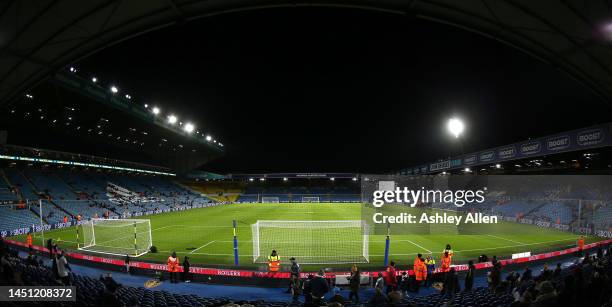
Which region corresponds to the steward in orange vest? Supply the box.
[268,250,280,272]
[440,251,452,273]
[167,252,180,283]
[26,233,33,249]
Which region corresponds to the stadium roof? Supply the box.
[1,1,612,106]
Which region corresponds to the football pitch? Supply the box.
[14,203,603,270]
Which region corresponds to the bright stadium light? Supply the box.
[152,107,160,115]
[205,135,212,141]
[110,86,118,94]
[283,177,288,182]
[495,164,502,169]
[91,77,97,83]
[184,123,195,133]
[447,118,465,138]
[69,67,77,73]
[330,177,335,181]
[167,115,177,124]
[352,177,358,181]
[464,167,471,172]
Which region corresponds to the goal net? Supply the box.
[79,219,152,257]
[302,196,320,203]
[261,196,280,203]
[251,220,369,264]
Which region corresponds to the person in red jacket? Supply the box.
[384,261,397,294]
[167,251,180,283]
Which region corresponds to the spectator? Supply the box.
[125,254,130,274]
[100,273,120,291]
[553,263,562,277]
[302,274,313,304]
[98,278,121,307]
[442,268,460,297]
[329,287,345,305]
[399,272,410,296]
[348,264,361,303]
[310,269,329,304]
[375,272,385,292]
[489,263,501,289]
[290,276,302,301]
[384,261,397,293]
[521,266,533,282]
[55,251,71,285]
[540,263,552,280]
[286,257,300,293]
[182,256,191,283]
[465,260,475,291]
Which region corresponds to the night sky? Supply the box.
[76,7,612,174]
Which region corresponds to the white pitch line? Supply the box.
[454,237,577,253]
[486,234,525,245]
[399,239,432,253]
[189,240,216,254]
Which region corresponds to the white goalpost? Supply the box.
[302,196,320,203]
[251,220,369,264]
[78,219,152,257]
[261,196,280,203]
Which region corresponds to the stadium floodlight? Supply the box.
[167,115,177,124]
[495,164,502,169]
[283,177,288,182]
[184,123,195,133]
[144,104,148,108]
[464,167,471,172]
[206,135,212,141]
[330,177,335,181]
[152,107,160,115]
[447,117,465,138]
[249,178,254,182]
[110,86,118,94]
[91,77,97,83]
[352,177,358,181]
[125,94,131,100]
[69,67,77,73]
[259,178,265,181]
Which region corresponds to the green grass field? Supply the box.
[12,203,604,270]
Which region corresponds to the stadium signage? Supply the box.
[520,142,541,155]
[463,155,477,165]
[479,151,495,162]
[429,160,450,171]
[546,135,571,151]
[577,129,604,146]
[400,123,612,174]
[497,146,516,159]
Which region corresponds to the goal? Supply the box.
[261,196,280,203]
[302,196,320,203]
[78,219,152,257]
[251,220,369,264]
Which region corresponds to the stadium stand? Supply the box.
[1,239,610,307]
[0,207,39,234]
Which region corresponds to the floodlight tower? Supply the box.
[447,117,466,168]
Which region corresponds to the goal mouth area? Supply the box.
[251,220,370,265]
[79,218,152,258]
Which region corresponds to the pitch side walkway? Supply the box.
[18,250,586,303]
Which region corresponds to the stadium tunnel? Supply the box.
[1,0,612,109]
